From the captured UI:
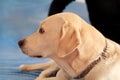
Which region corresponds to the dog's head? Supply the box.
[18,12,105,60]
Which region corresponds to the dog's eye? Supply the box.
[39,28,45,34]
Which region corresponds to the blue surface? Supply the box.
[0,0,89,80]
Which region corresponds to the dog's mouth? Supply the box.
[25,53,43,58]
[20,48,43,58]
[33,55,43,58]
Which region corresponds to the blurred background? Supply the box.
[0,0,89,80]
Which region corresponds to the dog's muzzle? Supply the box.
[18,39,43,58]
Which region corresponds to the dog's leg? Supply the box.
[35,62,60,80]
[19,61,55,71]
[36,68,59,80]
[36,69,70,80]
[20,61,70,80]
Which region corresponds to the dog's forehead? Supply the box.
[38,18,63,34]
[39,12,83,32]
[39,16,65,30]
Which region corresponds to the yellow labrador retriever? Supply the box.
[18,12,120,80]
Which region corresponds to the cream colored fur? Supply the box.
[19,12,120,80]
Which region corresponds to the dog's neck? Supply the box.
[50,48,82,77]
[50,39,109,77]
[73,39,108,79]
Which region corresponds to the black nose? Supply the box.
[18,39,24,47]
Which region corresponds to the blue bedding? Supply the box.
[0,59,51,80]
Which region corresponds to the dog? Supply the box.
[18,12,120,80]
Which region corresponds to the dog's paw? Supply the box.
[19,64,27,71]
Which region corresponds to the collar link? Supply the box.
[74,39,108,79]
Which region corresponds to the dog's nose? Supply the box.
[18,39,25,47]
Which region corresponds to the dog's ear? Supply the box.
[57,20,81,58]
